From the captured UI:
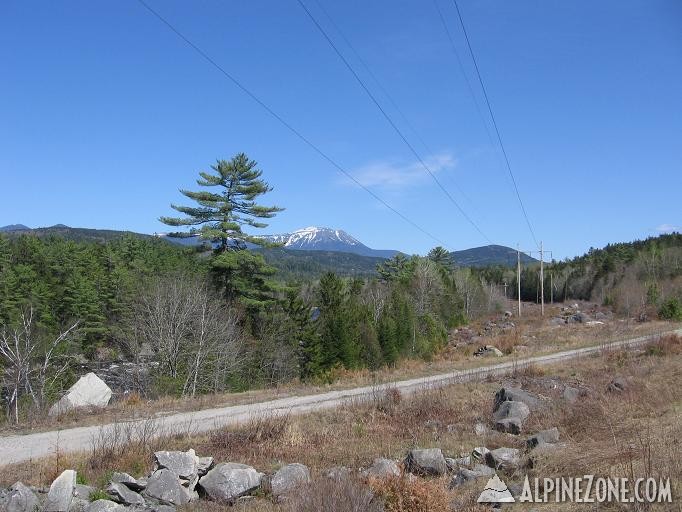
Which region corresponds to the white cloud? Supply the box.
[345,152,457,189]
[655,223,681,233]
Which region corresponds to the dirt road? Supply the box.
[2,328,679,466]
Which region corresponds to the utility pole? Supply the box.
[540,241,544,316]
[503,281,508,298]
[517,245,521,317]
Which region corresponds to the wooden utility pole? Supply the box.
[540,241,544,316]
[517,245,521,317]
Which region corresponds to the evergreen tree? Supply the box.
[427,246,453,270]
[160,153,284,306]
[160,153,283,250]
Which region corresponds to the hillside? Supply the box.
[450,244,537,267]
[257,248,384,281]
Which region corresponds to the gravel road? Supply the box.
[2,328,679,466]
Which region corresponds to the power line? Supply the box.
[451,0,539,249]
[432,0,497,155]
[297,0,492,244]
[135,0,450,249]
[313,0,478,210]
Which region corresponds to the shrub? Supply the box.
[659,297,682,321]
[207,413,290,453]
[283,476,382,512]
[89,490,110,502]
[370,475,452,512]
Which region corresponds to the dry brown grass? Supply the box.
[3,330,681,511]
[368,475,453,511]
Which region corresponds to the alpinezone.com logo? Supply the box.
[478,474,673,504]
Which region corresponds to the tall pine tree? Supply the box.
[161,153,284,307]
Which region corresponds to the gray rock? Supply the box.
[73,485,95,501]
[106,483,145,506]
[495,417,524,435]
[3,482,38,512]
[196,457,214,477]
[143,469,190,506]
[153,450,198,481]
[474,345,503,357]
[363,459,400,479]
[549,317,566,326]
[44,470,76,512]
[474,422,489,436]
[562,386,581,403]
[494,387,542,412]
[485,448,521,472]
[493,400,531,422]
[405,448,447,476]
[449,464,494,488]
[471,446,490,463]
[49,373,112,416]
[83,500,124,512]
[110,473,145,492]
[270,464,310,498]
[68,498,89,512]
[149,506,176,512]
[198,463,264,503]
[527,427,560,449]
[571,312,590,323]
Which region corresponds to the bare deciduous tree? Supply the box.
[0,307,79,423]
[411,259,443,316]
[132,276,243,397]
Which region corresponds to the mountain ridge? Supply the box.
[0,223,538,266]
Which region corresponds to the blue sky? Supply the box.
[1,1,681,259]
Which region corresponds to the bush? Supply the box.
[659,297,682,321]
[370,475,452,512]
[283,476,382,512]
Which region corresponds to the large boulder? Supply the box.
[449,464,495,488]
[526,427,560,450]
[2,482,39,512]
[49,373,112,416]
[106,483,145,506]
[198,463,264,503]
[143,469,190,506]
[363,459,400,479]
[154,450,198,481]
[84,501,124,512]
[44,470,76,512]
[485,448,521,472]
[494,387,543,412]
[405,448,447,476]
[269,464,310,498]
[493,400,530,434]
[110,473,146,492]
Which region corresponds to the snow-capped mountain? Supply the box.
[263,227,399,258]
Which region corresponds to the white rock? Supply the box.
[44,470,76,512]
[49,373,112,416]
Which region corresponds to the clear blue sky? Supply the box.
[2,1,681,259]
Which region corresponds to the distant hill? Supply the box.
[0,224,155,243]
[0,224,30,232]
[1,223,535,269]
[450,245,538,267]
[257,248,385,281]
